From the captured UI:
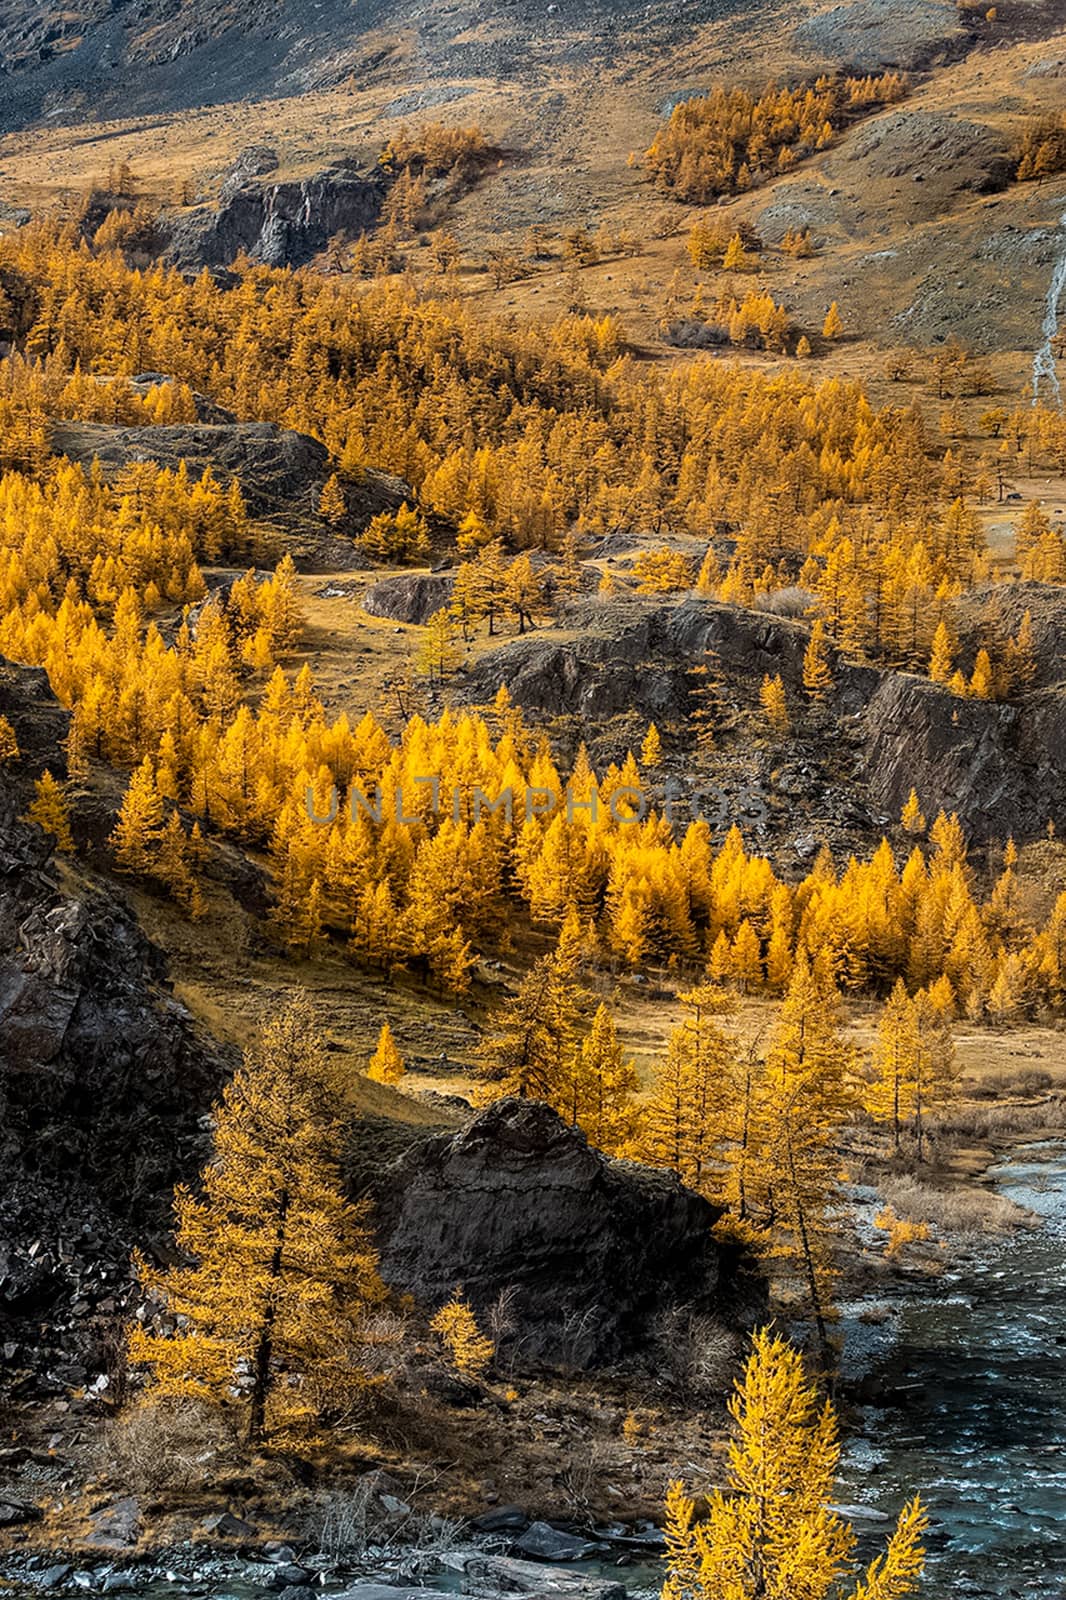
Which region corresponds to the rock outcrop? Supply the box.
[161,159,385,271]
[0,675,227,1379]
[362,572,456,626]
[862,673,1066,841]
[48,417,410,541]
[463,597,875,722]
[372,1098,761,1369]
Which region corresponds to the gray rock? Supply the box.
[514,1521,603,1561]
[0,1492,41,1525]
[202,1511,258,1538]
[333,1589,457,1600]
[161,160,385,271]
[471,1504,529,1533]
[0,671,227,1375]
[372,1098,763,1369]
[87,1497,141,1548]
[38,1565,73,1590]
[792,0,968,72]
[862,673,1066,842]
[461,1555,626,1600]
[363,573,456,625]
[270,1564,311,1587]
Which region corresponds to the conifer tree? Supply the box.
[867,978,916,1152]
[111,755,165,873]
[970,647,995,700]
[0,714,19,763]
[129,999,389,1443]
[759,672,790,733]
[415,608,462,685]
[566,1002,638,1155]
[641,722,663,768]
[928,619,953,683]
[662,1329,927,1600]
[822,301,844,340]
[755,956,854,1362]
[900,789,925,834]
[367,1021,405,1084]
[431,1288,494,1379]
[318,473,347,525]
[803,619,834,701]
[28,770,74,853]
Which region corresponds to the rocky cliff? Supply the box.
[371,1098,761,1370]
[862,673,1066,841]
[462,595,1066,844]
[49,417,410,551]
[0,668,229,1383]
[160,159,385,271]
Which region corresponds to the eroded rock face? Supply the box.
[161,160,385,271]
[362,573,456,626]
[0,710,227,1374]
[47,417,410,548]
[372,1098,761,1368]
[463,597,875,722]
[862,674,1066,841]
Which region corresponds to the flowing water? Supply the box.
[1033,213,1066,405]
[839,1141,1066,1598]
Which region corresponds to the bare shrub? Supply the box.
[654,1306,740,1398]
[104,1397,242,1495]
[306,1472,465,1568]
[934,1095,1066,1141]
[878,1174,1032,1234]
[753,586,815,617]
[307,1478,380,1560]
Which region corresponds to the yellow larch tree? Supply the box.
[900,789,925,835]
[27,769,74,852]
[565,1001,638,1156]
[759,672,790,733]
[641,722,663,768]
[111,755,165,873]
[367,1021,405,1084]
[928,619,953,683]
[431,1287,494,1379]
[662,1328,927,1600]
[129,998,389,1443]
[753,956,855,1363]
[0,714,19,763]
[822,300,844,340]
[803,619,835,701]
[318,472,347,525]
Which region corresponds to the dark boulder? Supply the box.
[363,572,456,625]
[372,1098,761,1369]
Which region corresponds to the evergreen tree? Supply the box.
[803,619,834,700]
[759,673,790,733]
[367,1021,405,1084]
[27,769,73,853]
[111,755,165,873]
[662,1329,927,1600]
[129,998,389,1442]
[431,1288,494,1378]
[0,714,19,763]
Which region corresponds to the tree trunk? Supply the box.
[247,1187,290,1444]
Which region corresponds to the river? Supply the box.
[838,1141,1066,1599]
